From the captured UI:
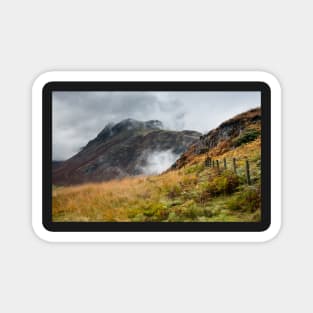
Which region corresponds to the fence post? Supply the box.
[216,160,220,172]
[224,158,227,170]
[245,159,251,185]
[233,158,237,174]
[205,157,211,167]
[212,160,215,168]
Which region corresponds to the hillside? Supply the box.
[52,108,261,222]
[171,107,261,169]
[53,119,200,185]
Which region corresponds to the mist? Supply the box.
[139,150,179,175]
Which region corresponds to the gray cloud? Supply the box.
[53,91,260,160]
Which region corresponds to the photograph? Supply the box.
[2,0,305,310]
[52,91,262,222]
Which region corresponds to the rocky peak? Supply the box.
[87,119,164,147]
[112,118,163,132]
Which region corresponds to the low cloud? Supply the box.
[139,150,179,175]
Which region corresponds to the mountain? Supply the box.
[52,119,201,185]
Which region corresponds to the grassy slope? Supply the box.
[52,128,261,222]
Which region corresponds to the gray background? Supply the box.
[0,0,311,312]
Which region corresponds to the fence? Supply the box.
[204,156,259,185]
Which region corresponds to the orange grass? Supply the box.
[53,171,185,221]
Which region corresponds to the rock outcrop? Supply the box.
[171,108,261,169]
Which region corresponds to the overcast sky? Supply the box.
[52,91,261,160]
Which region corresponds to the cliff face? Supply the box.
[171,108,261,169]
[52,119,201,185]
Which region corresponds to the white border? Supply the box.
[32,71,281,242]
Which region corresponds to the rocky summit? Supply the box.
[52,119,201,185]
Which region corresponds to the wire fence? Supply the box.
[203,156,260,185]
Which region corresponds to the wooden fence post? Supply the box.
[216,160,220,172]
[224,158,227,169]
[245,159,251,185]
[233,158,237,174]
[212,160,215,168]
[205,157,211,167]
